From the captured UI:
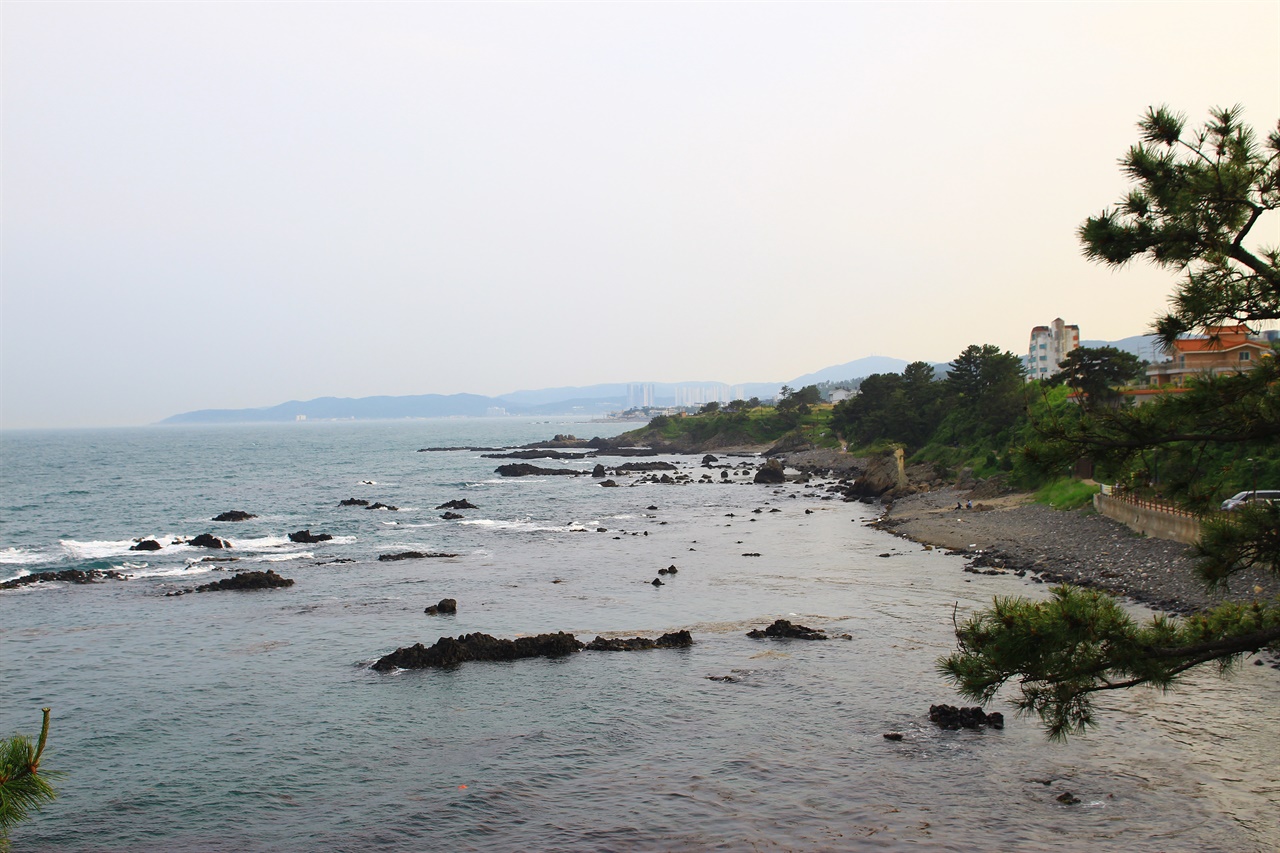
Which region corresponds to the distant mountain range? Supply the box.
[159,340,1155,424]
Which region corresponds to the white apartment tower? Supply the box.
[1027,318,1080,381]
[626,383,655,408]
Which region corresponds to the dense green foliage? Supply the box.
[627,403,839,450]
[942,107,1280,739]
[1047,346,1145,410]
[1,709,56,850]
[939,587,1280,740]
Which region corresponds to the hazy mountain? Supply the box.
[1080,334,1162,361]
[159,337,1152,424]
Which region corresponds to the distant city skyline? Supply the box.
[3,2,1277,428]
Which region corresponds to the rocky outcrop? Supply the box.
[339,498,370,507]
[440,512,465,520]
[436,499,478,510]
[371,631,584,670]
[189,533,230,549]
[0,568,126,590]
[482,450,590,460]
[747,619,826,640]
[753,459,787,484]
[591,464,607,478]
[495,464,581,477]
[583,631,693,651]
[615,461,677,473]
[185,570,294,593]
[424,598,457,615]
[212,510,256,522]
[130,539,163,551]
[599,479,619,488]
[288,530,332,544]
[378,551,460,561]
[366,502,399,511]
[928,704,1004,730]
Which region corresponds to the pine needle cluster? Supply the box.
[0,709,57,850]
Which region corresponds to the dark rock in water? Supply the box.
[883,732,905,741]
[440,512,465,520]
[130,539,163,551]
[591,464,607,478]
[741,552,761,557]
[339,498,370,507]
[193,570,294,593]
[646,505,659,511]
[928,704,1004,730]
[1056,792,1081,805]
[754,459,787,484]
[615,461,677,472]
[702,455,719,465]
[212,510,256,522]
[747,619,827,640]
[366,502,399,511]
[584,630,694,651]
[658,474,674,484]
[599,479,619,488]
[371,631,583,671]
[436,499,478,510]
[0,568,126,590]
[289,529,333,544]
[425,598,458,615]
[658,565,678,575]
[495,463,581,477]
[189,533,230,549]
[378,551,459,561]
[651,578,664,586]
[482,449,590,460]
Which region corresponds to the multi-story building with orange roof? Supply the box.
[1144,325,1273,388]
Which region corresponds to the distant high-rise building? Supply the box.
[1027,318,1080,382]
[626,383,655,408]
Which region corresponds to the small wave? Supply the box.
[1,568,32,585]
[0,546,53,566]
[122,564,218,580]
[232,535,294,549]
[459,518,590,533]
[254,552,314,563]
[60,538,151,561]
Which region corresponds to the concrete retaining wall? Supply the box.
[1094,493,1201,545]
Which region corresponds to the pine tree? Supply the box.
[0,709,57,850]
[940,107,1280,738]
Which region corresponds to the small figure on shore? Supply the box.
[966,500,973,510]
[955,502,963,510]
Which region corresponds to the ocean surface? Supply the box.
[2,419,1277,852]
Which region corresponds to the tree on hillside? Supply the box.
[1050,346,1145,410]
[943,344,1025,440]
[942,106,1280,739]
[776,384,821,414]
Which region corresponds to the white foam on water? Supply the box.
[232,535,294,549]
[122,563,218,579]
[0,546,52,565]
[254,552,314,563]
[60,538,155,560]
[1,568,32,584]
[459,518,590,533]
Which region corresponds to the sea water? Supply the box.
[2,419,1277,852]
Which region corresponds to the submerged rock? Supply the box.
[366,502,399,511]
[599,479,619,488]
[212,510,256,522]
[189,533,230,549]
[436,499,478,510]
[440,512,465,520]
[289,529,333,543]
[190,570,294,593]
[615,461,677,473]
[378,551,459,561]
[372,631,584,671]
[747,619,827,640]
[584,631,693,651]
[495,464,581,477]
[0,568,126,590]
[928,704,1005,730]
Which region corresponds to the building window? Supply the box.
[1240,351,1251,361]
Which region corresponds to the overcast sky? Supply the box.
[3,1,1278,428]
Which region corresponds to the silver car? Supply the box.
[1220,490,1280,510]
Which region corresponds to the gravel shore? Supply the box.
[874,486,1280,615]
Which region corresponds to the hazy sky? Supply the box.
[3,1,1278,428]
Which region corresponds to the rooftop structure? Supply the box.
[1027,318,1080,382]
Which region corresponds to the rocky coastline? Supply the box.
[875,486,1280,617]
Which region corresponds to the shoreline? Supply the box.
[874,485,1280,617]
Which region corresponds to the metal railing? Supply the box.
[1102,489,1207,519]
